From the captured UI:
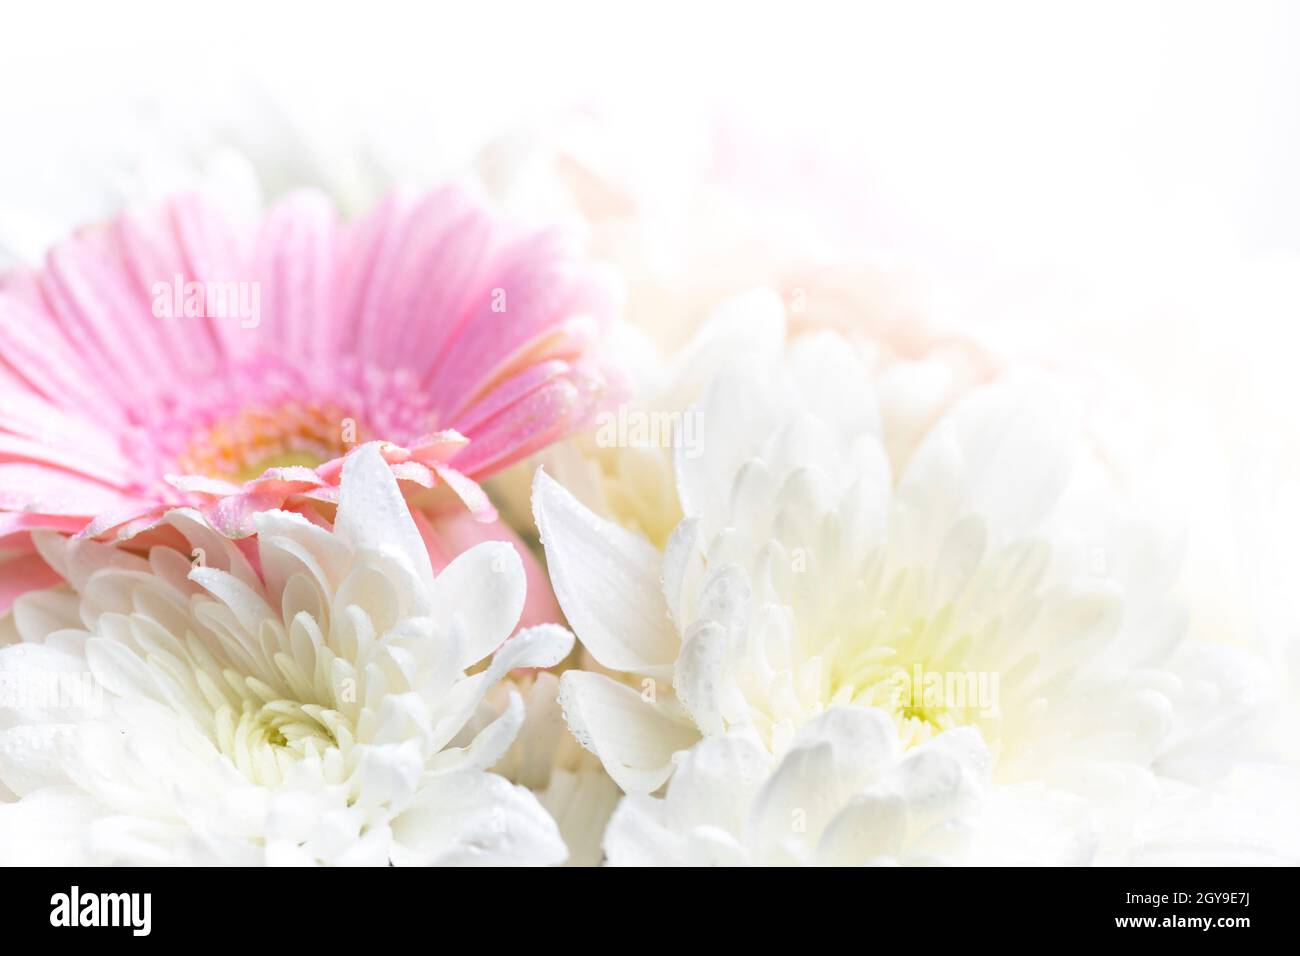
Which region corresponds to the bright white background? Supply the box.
[3,2,1296,260]
[2,2,1296,307]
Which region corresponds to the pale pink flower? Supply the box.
[0,186,618,616]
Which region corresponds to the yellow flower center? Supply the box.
[823,611,1001,750]
[177,403,365,482]
[215,698,350,788]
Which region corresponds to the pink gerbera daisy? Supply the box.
[0,185,619,615]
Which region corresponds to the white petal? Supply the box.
[894,727,988,831]
[164,509,261,588]
[390,771,566,866]
[787,331,881,438]
[693,564,752,635]
[428,625,573,753]
[790,706,900,781]
[352,741,423,811]
[603,792,686,866]
[532,469,677,675]
[434,541,525,668]
[661,517,702,629]
[673,621,730,737]
[676,362,777,526]
[536,766,622,867]
[969,784,1097,865]
[664,732,771,837]
[32,532,149,593]
[746,740,840,864]
[0,641,97,723]
[434,689,525,774]
[188,566,275,639]
[559,670,699,794]
[0,725,74,796]
[0,786,102,865]
[84,637,159,702]
[11,588,82,645]
[749,708,900,860]
[898,376,1075,542]
[665,289,786,400]
[815,790,907,865]
[334,443,434,592]
[488,624,575,673]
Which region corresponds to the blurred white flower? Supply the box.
[476,109,916,354]
[1121,763,1300,866]
[604,707,1096,866]
[0,444,573,865]
[534,326,1279,863]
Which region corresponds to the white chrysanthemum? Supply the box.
[534,333,1268,863]
[604,707,1095,867]
[0,444,573,866]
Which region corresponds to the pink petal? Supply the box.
[341,188,495,377]
[77,500,168,540]
[405,430,470,465]
[0,513,89,538]
[0,463,133,515]
[428,229,616,418]
[429,464,497,522]
[0,284,117,418]
[251,191,340,361]
[0,551,62,614]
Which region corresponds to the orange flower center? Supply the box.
[176,403,365,483]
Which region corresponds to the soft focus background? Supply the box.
[2,0,1298,653]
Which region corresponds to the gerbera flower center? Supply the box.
[129,357,441,491]
[175,401,365,482]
